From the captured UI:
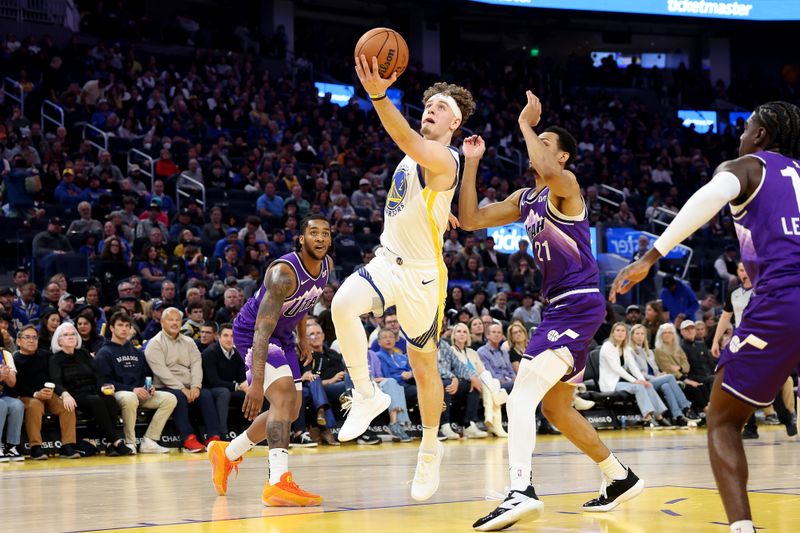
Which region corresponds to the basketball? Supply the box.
[354,27,409,79]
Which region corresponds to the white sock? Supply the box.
[225,432,256,461]
[507,353,567,491]
[598,454,627,481]
[420,425,439,454]
[268,448,289,485]
[331,275,378,398]
[730,520,755,533]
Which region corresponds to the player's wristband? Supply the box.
[369,92,387,101]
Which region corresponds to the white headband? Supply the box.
[427,93,462,120]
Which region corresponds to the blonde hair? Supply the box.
[506,320,529,351]
[51,322,82,353]
[451,322,471,350]
[628,324,651,351]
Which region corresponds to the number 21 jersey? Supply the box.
[519,187,599,299]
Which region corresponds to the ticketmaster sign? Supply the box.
[605,228,690,260]
[467,0,800,20]
[487,223,598,257]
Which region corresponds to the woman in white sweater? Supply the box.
[599,322,671,427]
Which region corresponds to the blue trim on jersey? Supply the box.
[416,164,425,190]
[401,309,440,349]
[357,266,385,315]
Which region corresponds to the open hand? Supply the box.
[609,260,651,302]
[243,381,264,421]
[462,135,486,159]
[354,55,397,96]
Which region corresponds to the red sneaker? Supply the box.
[183,434,206,453]
[204,435,221,447]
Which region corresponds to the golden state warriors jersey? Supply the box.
[380,146,460,262]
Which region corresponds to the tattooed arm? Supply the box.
[242,262,297,421]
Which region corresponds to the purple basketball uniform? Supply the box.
[718,150,800,406]
[519,187,604,382]
[233,252,330,385]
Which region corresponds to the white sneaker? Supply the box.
[338,382,391,442]
[464,421,488,439]
[411,441,445,501]
[125,443,138,455]
[574,396,596,411]
[439,423,461,440]
[139,437,170,454]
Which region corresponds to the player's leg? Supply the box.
[707,367,757,531]
[473,350,568,531]
[541,382,643,512]
[331,268,393,441]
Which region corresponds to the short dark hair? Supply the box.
[753,101,800,159]
[17,324,38,338]
[219,322,234,334]
[301,214,330,233]
[187,301,204,313]
[109,311,132,327]
[544,126,578,165]
[202,320,218,331]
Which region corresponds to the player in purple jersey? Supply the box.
[207,215,332,507]
[461,92,642,531]
[612,101,800,533]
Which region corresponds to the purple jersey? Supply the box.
[233,252,330,353]
[519,187,599,299]
[733,150,800,294]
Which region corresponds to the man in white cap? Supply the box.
[351,177,379,211]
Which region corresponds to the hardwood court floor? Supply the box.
[4,426,799,533]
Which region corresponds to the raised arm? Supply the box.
[518,91,580,200]
[458,135,524,231]
[241,262,297,420]
[355,55,456,190]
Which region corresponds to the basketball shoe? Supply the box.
[262,472,323,507]
[472,485,544,531]
[411,441,445,501]
[207,441,242,496]
[582,468,644,512]
[338,382,391,441]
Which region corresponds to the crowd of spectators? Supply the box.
[0,26,798,457]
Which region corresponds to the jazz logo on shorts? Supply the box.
[547,329,579,342]
[386,169,408,216]
[728,334,768,354]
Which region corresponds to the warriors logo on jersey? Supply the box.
[386,167,409,216]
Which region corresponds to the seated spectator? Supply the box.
[301,322,344,446]
[96,237,132,283]
[67,201,103,236]
[97,222,132,261]
[13,325,80,459]
[213,228,244,260]
[202,206,229,245]
[659,275,699,323]
[477,323,515,394]
[510,256,538,291]
[135,199,169,240]
[137,244,168,294]
[268,229,293,259]
[468,316,486,350]
[598,322,670,427]
[181,302,205,340]
[489,292,511,324]
[486,270,512,299]
[481,236,508,273]
[504,320,529,374]
[214,245,242,280]
[624,305,641,327]
[144,307,222,451]
[312,284,335,317]
[714,244,739,291]
[464,289,490,318]
[642,300,665,347]
[654,323,709,415]
[75,312,104,355]
[629,324,696,425]
[142,300,164,341]
[0,347,25,461]
[32,217,73,274]
[511,292,542,328]
[376,328,417,407]
[49,323,132,456]
[57,293,77,325]
[38,308,61,348]
[679,320,714,414]
[450,322,507,437]
[238,215,268,243]
[96,312,175,454]
[368,310,407,355]
[438,337,486,440]
[196,321,218,352]
[215,288,242,324]
[201,323,247,438]
[256,181,284,224]
[12,282,39,326]
[0,312,15,353]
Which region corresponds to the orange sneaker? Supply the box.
[207,441,242,495]
[261,472,323,507]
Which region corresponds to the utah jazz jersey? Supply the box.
[380,146,460,262]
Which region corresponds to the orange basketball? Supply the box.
[354,27,409,79]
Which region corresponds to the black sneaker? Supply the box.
[289,431,318,448]
[106,444,120,457]
[436,430,447,441]
[30,445,48,460]
[582,468,644,512]
[656,417,673,428]
[742,428,759,439]
[115,441,133,456]
[59,444,81,459]
[786,414,798,437]
[683,408,701,422]
[473,485,544,531]
[5,445,24,462]
[356,430,381,445]
[673,416,689,427]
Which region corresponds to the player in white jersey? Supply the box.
[331,54,475,501]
